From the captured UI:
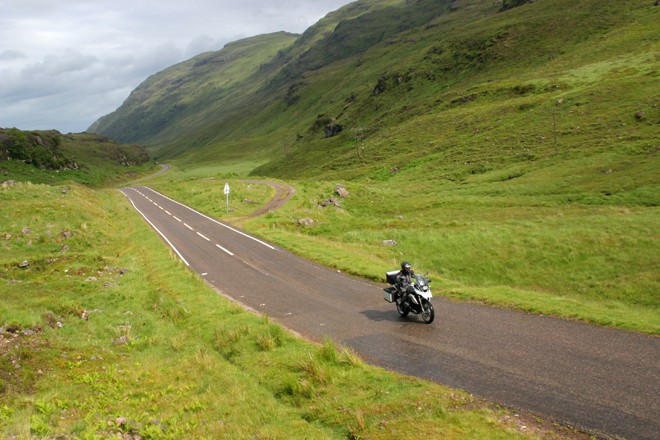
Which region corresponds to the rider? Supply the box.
[396,261,415,304]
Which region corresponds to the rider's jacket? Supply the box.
[396,270,414,288]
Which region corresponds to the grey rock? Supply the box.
[298,218,315,227]
[335,184,349,198]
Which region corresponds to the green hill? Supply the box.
[88,0,658,181]
[0,128,154,186]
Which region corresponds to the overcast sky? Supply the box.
[0,0,354,133]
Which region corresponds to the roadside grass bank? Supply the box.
[147,164,659,335]
[1,182,585,438]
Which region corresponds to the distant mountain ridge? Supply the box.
[89,0,659,180]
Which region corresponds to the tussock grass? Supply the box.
[1,181,575,438]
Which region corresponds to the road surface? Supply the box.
[120,185,659,440]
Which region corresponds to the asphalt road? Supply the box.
[120,185,659,440]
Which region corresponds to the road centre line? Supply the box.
[184,223,194,231]
[123,193,190,267]
[173,216,182,222]
[241,259,270,276]
[143,187,276,250]
[215,244,234,256]
[127,188,237,264]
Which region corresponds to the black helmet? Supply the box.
[401,261,412,271]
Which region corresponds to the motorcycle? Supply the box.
[383,270,435,324]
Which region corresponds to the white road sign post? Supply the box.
[224,182,230,212]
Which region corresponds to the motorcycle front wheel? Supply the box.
[421,300,434,324]
[396,299,409,317]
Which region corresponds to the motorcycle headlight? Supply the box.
[422,285,429,292]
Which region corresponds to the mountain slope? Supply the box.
[89,0,659,183]
[88,32,298,154]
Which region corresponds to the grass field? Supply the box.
[1,180,590,438]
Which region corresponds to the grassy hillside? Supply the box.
[0,129,155,186]
[250,0,658,179]
[88,0,658,177]
[0,182,586,439]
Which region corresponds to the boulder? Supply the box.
[319,197,342,207]
[298,218,315,227]
[324,124,343,138]
[113,335,130,345]
[335,184,349,198]
[499,0,534,12]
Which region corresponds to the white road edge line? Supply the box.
[143,187,276,250]
[215,244,234,256]
[123,193,190,267]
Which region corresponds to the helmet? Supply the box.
[401,261,412,272]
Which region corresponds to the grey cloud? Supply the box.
[0,50,26,60]
[0,0,354,132]
[22,50,99,77]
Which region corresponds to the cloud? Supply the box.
[21,50,99,77]
[0,0,353,133]
[0,50,26,61]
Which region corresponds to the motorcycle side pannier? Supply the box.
[386,270,399,285]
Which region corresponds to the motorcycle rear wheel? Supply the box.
[421,300,434,324]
